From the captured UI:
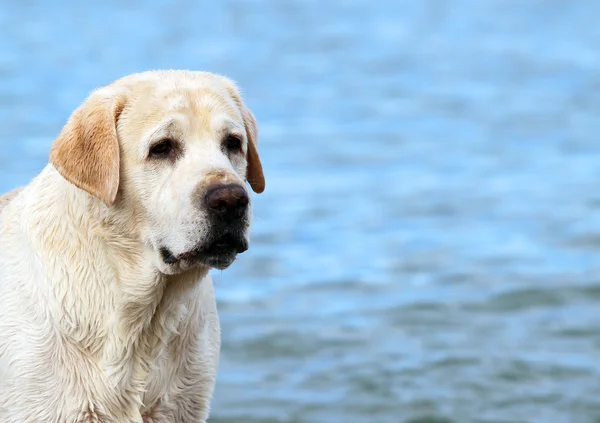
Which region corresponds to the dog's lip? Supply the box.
[160,247,179,264]
[160,234,248,265]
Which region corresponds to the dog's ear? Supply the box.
[226,82,265,194]
[240,106,265,194]
[50,93,125,207]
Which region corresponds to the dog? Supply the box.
[0,70,265,423]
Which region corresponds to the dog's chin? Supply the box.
[158,234,248,275]
[198,253,238,271]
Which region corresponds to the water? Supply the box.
[1,1,600,422]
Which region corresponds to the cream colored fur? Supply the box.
[0,188,22,212]
[0,71,264,423]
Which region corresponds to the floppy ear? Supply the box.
[240,106,265,194]
[50,93,125,207]
[225,82,265,194]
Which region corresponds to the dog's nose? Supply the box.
[205,184,249,219]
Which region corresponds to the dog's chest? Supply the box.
[139,329,185,416]
[74,303,211,423]
[132,298,217,422]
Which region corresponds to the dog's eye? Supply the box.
[224,136,242,153]
[150,139,174,158]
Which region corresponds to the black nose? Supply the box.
[205,184,249,219]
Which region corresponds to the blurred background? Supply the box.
[1,1,600,422]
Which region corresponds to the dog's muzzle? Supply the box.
[160,183,250,270]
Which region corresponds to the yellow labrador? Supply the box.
[0,70,265,423]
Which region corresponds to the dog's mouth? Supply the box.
[160,233,248,270]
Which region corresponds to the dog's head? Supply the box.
[49,71,265,274]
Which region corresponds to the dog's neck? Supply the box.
[18,165,209,396]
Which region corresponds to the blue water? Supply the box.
[2,1,600,422]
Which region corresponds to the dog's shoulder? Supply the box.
[0,188,23,213]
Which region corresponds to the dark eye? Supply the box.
[150,139,174,158]
[224,135,242,153]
